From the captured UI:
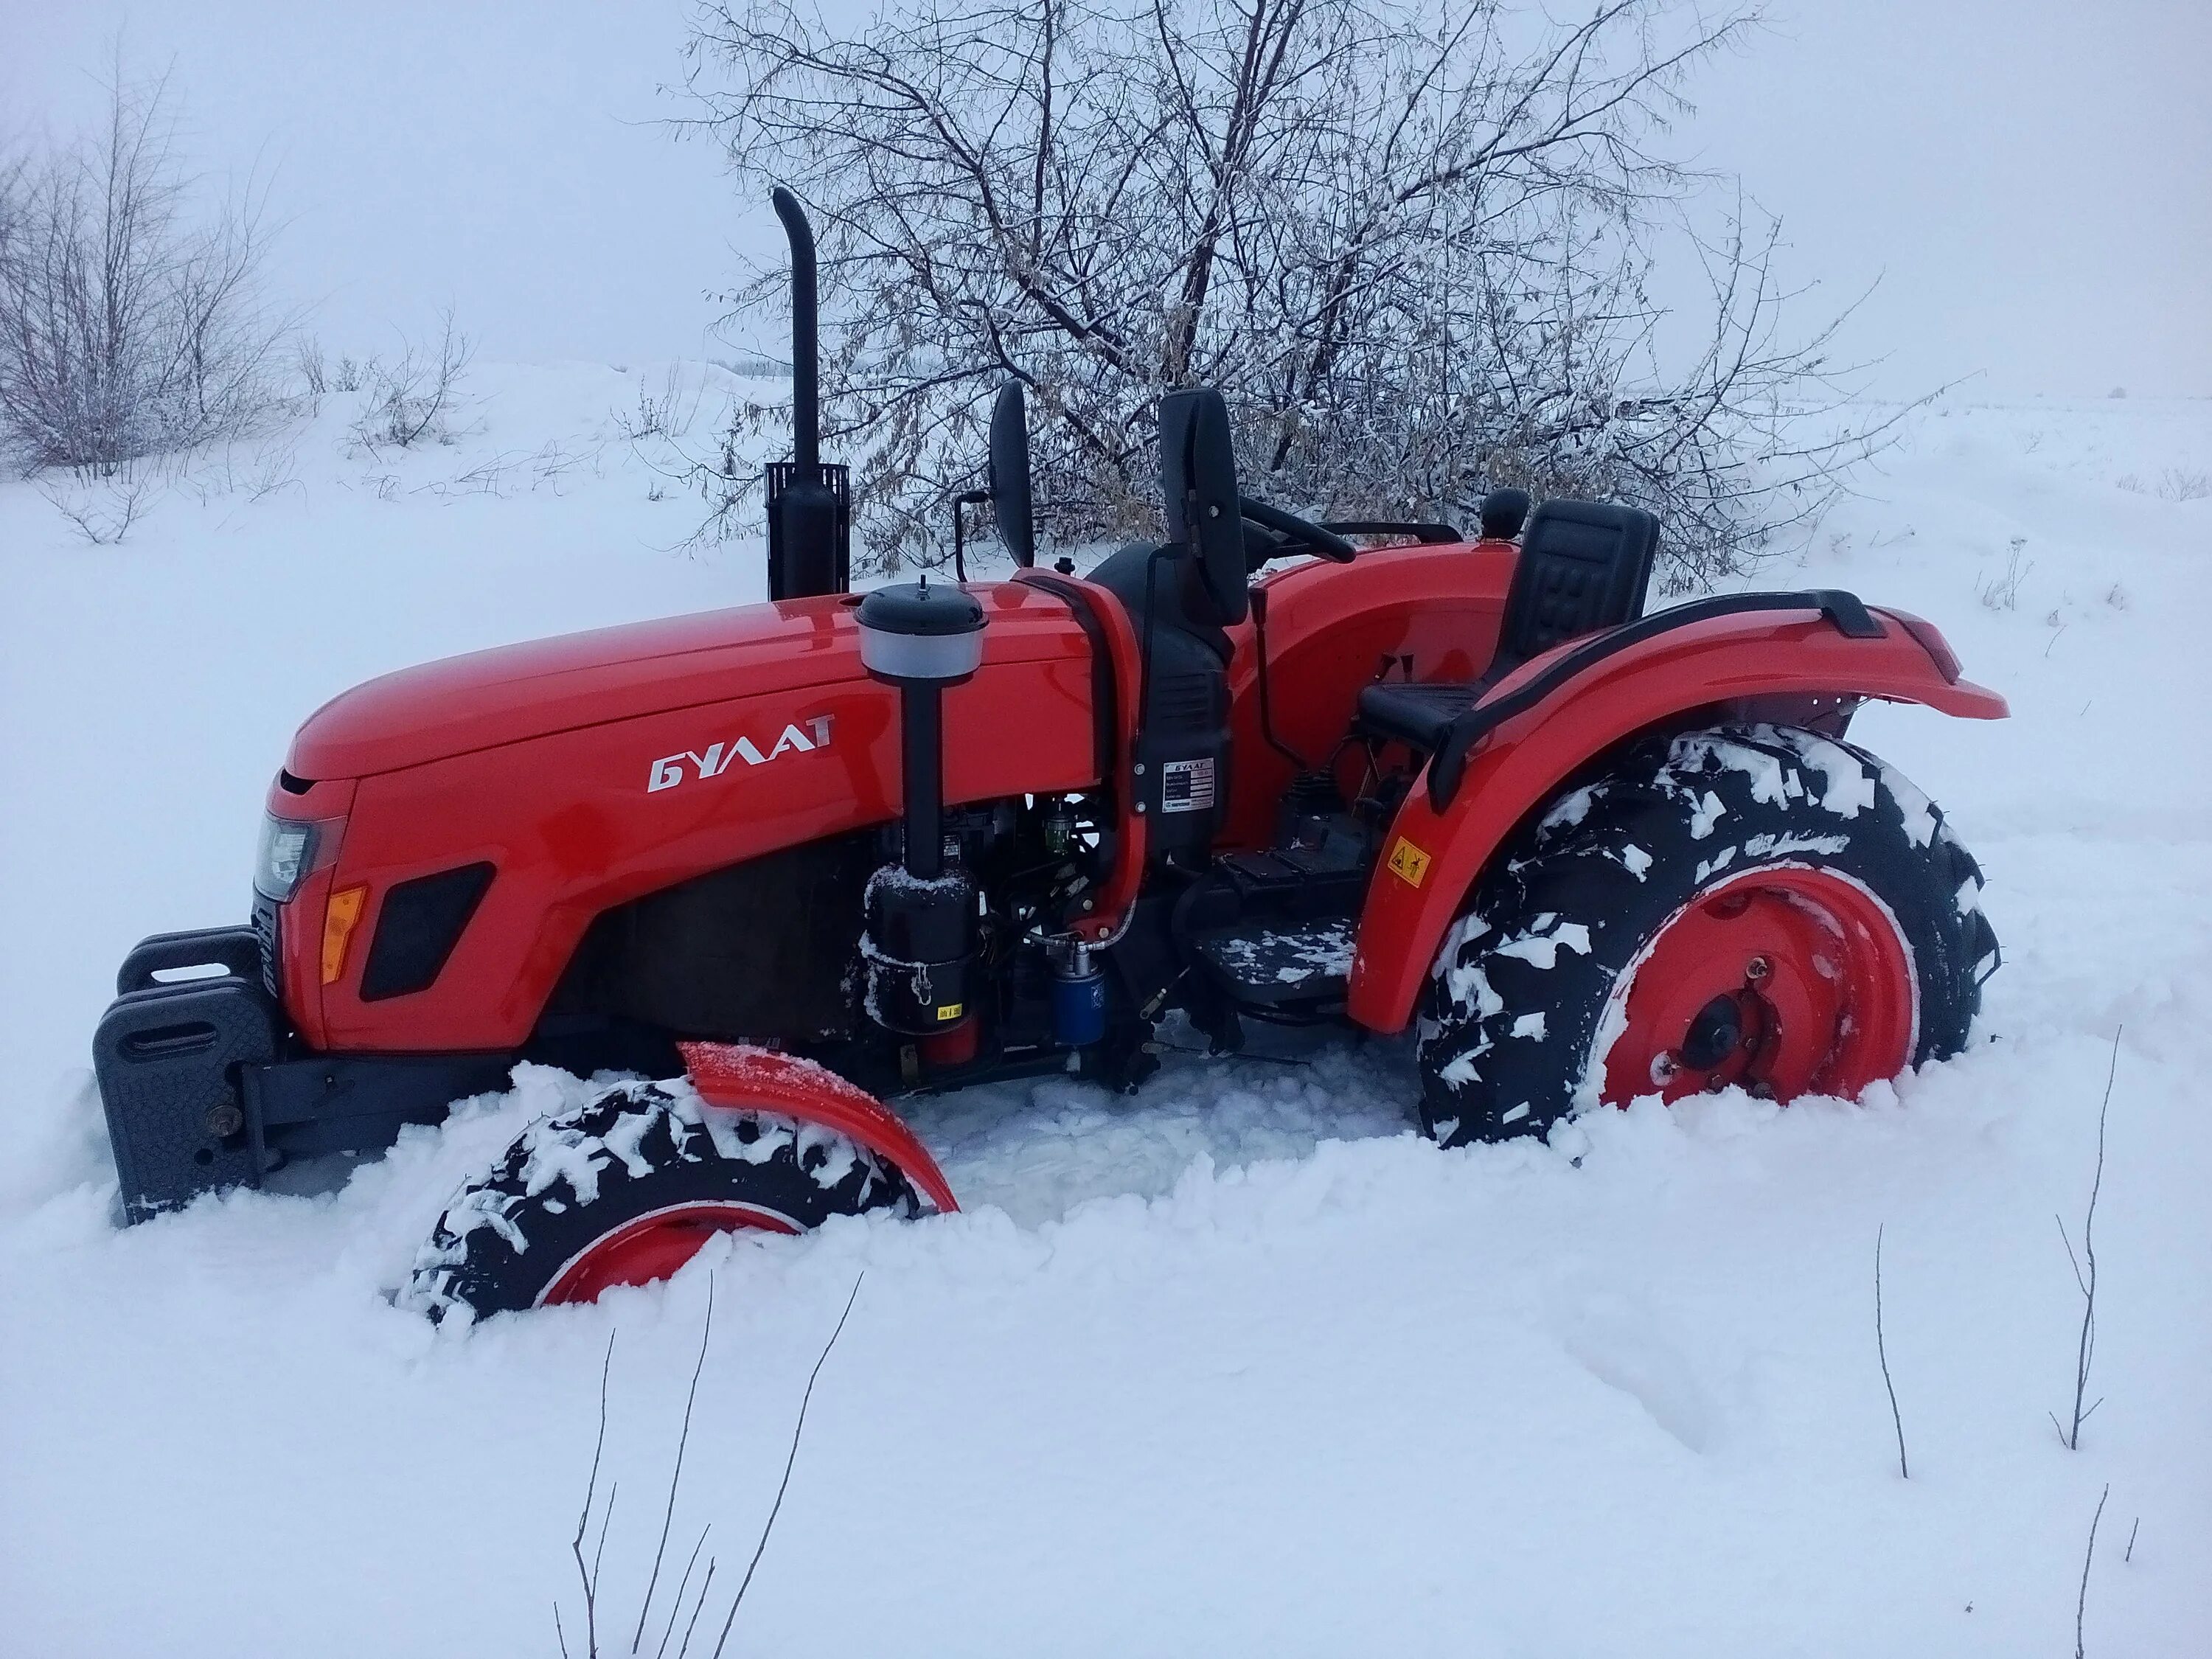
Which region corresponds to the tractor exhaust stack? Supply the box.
[765,187,849,601]
[772,186,819,473]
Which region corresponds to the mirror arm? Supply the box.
[950,488,991,583]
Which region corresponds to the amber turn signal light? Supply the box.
[321,884,369,984]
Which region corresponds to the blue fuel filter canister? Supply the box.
[1049,939,1107,1047]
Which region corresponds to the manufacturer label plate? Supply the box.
[1160,757,1217,814]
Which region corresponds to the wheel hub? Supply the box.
[1602,866,1916,1109]
[1678,993,1746,1071]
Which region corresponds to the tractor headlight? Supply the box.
[254,813,341,902]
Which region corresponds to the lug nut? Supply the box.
[1746,956,1772,983]
[1650,1052,1679,1085]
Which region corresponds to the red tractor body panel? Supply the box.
[280,581,1105,1051]
[1342,603,2008,1033]
[290,586,1093,778]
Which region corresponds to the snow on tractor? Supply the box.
[92,194,2006,1321]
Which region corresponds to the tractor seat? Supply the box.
[1356,498,1660,752]
[1356,680,1489,751]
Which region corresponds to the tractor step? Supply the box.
[1189,915,1357,1010]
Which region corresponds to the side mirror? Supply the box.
[1158,387,1248,626]
[988,382,1035,568]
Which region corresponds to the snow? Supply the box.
[1537,782,1596,832]
[1491,919,1593,970]
[4,389,2212,1655]
[1688,787,1728,838]
[1208,917,1357,985]
[1742,831,1853,860]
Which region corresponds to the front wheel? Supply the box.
[1418,723,1998,1146]
[400,1078,918,1324]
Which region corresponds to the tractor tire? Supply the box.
[1417,723,1997,1147]
[400,1078,917,1324]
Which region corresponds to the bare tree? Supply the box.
[38,472,153,544]
[347,309,475,452]
[684,0,1893,580]
[0,65,287,478]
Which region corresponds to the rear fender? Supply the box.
[1344,603,2006,1033]
[679,1040,958,1214]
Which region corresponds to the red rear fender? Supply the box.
[1345,604,2006,1034]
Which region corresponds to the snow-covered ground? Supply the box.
[2,376,2208,1656]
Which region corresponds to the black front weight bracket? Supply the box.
[94,925,515,1221]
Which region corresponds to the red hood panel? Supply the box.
[289,582,1080,779]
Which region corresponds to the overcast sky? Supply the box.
[3,0,2205,398]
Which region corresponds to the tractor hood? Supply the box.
[288,582,1080,779]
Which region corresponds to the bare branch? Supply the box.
[2058,1029,2121,1450]
[1874,1223,1907,1479]
[708,1274,865,1659]
[631,1277,717,1652]
[2076,1483,2110,1658]
[674,1558,718,1659]
[568,1332,619,1659]
[654,1527,713,1659]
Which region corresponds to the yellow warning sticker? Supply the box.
[1387,838,1431,888]
[936,1003,964,1021]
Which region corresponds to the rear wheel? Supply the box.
[400,1078,917,1324]
[1418,723,1997,1146]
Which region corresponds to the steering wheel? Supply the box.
[1237,495,1357,568]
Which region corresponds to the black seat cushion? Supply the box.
[1355,498,1660,752]
[1495,498,1658,675]
[1355,679,1487,751]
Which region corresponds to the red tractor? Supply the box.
[93,195,2005,1321]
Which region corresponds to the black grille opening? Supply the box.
[360,863,496,1002]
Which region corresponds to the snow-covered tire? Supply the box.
[1417,723,1997,1146]
[400,1078,918,1324]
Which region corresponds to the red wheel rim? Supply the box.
[1599,864,1917,1108]
[537,1201,801,1307]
